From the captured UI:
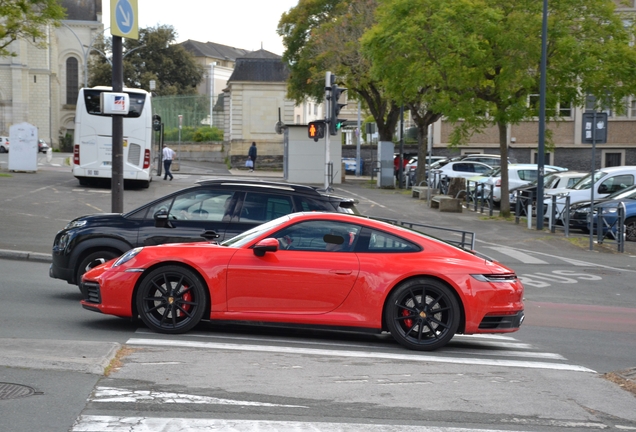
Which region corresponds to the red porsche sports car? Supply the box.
[81,212,524,351]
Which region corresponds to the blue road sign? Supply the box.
[115,0,134,34]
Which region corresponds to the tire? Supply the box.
[136,265,208,334]
[385,278,460,351]
[0,146,6,153]
[625,217,636,242]
[76,250,119,286]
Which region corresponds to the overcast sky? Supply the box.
[102,0,299,55]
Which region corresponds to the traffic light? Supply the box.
[152,114,162,131]
[308,120,325,141]
[329,83,347,136]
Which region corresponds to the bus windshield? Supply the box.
[83,89,147,118]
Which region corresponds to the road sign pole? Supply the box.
[111,35,124,213]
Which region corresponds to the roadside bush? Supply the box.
[58,132,73,152]
[163,126,223,142]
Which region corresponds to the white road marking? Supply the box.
[483,247,548,264]
[91,387,307,407]
[126,338,595,373]
[72,416,532,432]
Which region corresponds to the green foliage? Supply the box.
[364,0,636,215]
[192,127,223,142]
[88,25,203,95]
[277,0,401,141]
[162,126,223,142]
[58,132,73,152]
[0,0,65,57]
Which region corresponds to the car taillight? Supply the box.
[73,144,80,165]
[143,149,150,169]
[495,179,501,187]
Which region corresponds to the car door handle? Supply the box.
[329,269,353,275]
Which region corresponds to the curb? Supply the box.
[0,249,51,263]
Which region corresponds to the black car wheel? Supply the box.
[625,217,636,242]
[386,278,460,351]
[76,251,119,286]
[136,265,207,334]
[0,146,6,153]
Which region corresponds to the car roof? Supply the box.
[196,178,322,195]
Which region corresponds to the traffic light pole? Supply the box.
[325,72,333,190]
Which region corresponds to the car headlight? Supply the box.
[66,220,87,229]
[113,247,143,267]
[601,207,618,214]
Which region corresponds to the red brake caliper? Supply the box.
[177,286,192,317]
[401,308,413,328]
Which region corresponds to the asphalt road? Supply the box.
[1,153,636,431]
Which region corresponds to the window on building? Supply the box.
[604,152,622,167]
[314,104,318,115]
[532,152,552,166]
[66,57,79,105]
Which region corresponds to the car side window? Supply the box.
[171,190,236,221]
[269,220,360,252]
[296,196,335,212]
[129,197,174,220]
[518,170,538,182]
[473,164,491,174]
[239,193,293,223]
[599,175,634,194]
[363,228,420,253]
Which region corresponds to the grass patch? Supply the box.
[104,346,138,376]
[0,173,11,177]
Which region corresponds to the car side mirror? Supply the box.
[154,209,172,228]
[253,238,279,257]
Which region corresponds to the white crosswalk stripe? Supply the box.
[482,246,548,264]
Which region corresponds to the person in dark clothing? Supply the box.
[248,142,257,171]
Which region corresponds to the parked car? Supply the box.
[406,156,448,185]
[479,164,567,203]
[588,196,636,242]
[429,160,493,190]
[0,136,9,153]
[510,171,587,206]
[544,166,636,221]
[38,139,50,153]
[568,185,636,232]
[80,212,524,351]
[50,179,359,288]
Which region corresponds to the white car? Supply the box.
[480,164,567,202]
[509,170,587,205]
[544,166,636,220]
[429,160,493,190]
[0,136,9,153]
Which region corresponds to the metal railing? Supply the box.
[373,216,476,250]
[466,181,494,216]
[592,201,626,252]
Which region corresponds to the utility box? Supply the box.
[8,122,38,172]
[377,141,394,188]
[285,124,342,185]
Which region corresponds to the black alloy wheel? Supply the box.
[137,265,207,334]
[386,278,460,351]
[76,251,119,288]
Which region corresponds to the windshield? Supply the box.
[571,171,606,190]
[221,215,291,248]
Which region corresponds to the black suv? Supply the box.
[50,179,359,287]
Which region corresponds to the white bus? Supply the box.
[72,86,154,188]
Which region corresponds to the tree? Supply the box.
[363,0,636,216]
[277,0,401,142]
[0,0,65,57]
[88,25,203,95]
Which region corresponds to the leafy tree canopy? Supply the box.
[363,0,636,213]
[88,25,203,96]
[278,0,401,141]
[0,0,65,57]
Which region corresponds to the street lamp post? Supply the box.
[61,22,109,87]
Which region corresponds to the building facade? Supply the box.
[0,0,103,147]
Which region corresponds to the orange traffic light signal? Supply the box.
[308,121,325,141]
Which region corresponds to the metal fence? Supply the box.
[152,95,212,130]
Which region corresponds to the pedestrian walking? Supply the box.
[162,144,176,180]
[248,142,257,171]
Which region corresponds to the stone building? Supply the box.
[0,0,104,147]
